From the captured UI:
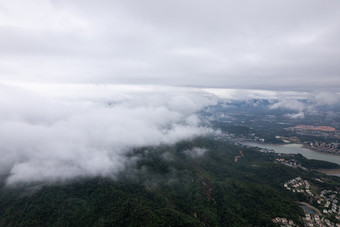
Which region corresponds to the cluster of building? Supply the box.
[303,213,323,227]
[214,132,265,144]
[248,133,266,142]
[272,217,297,226]
[276,158,298,168]
[285,125,340,140]
[308,142,340,155]
[318,190,339,217]
[214,132,244,143]
[295,125,336,132]
[284,177,313,195]
[283,177,340,226]
[274,155,307,171]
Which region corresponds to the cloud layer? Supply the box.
[0,84,215,184]
[1,0,340,90]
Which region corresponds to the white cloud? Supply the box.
[313,92,340,106]
[269,98,311,119]
[284,112,305,119]
[270,99,305,112]
[183,147,208,158]
[268,92,340,119]
[0,84,216,184]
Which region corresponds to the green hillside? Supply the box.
[0,138,339,226]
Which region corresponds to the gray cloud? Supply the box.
[0,0,340,91]
[313,92,340,106]
[268,91,340,119]
[270,99,306,112]
[270,99,307,119]
[0,84,215,184]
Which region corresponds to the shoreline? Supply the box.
[241,141,340,166]
[315,168,340,175]
[243,141,340,157]
[302,144,340,156]
[297,202,321,215]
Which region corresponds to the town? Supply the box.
[276,177,340,227]
[285,125,339,140]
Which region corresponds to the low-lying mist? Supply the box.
[0,84,216,185]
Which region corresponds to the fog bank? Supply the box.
[0,84,216,184]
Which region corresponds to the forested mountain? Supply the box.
[1,138,338,226]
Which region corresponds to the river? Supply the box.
[242,142,340,166]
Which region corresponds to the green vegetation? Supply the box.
[0,138,338,226]
[294,154,340,169]
[213,122,285,144]
[217,125,252,136]
[259,134,283,144]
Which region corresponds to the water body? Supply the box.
[242,142,340,166]
[299,204,318,215]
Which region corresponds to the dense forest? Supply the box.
[0,138,339,226]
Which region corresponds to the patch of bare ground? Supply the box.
[234,150,244,163]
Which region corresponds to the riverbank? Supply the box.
[241,142,340,165]
[315,168,340,175]
[302,144,340,156]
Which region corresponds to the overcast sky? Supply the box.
[1,0,340,91]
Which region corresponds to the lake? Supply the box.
[299,204,318,215]
[242,142,340,166]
